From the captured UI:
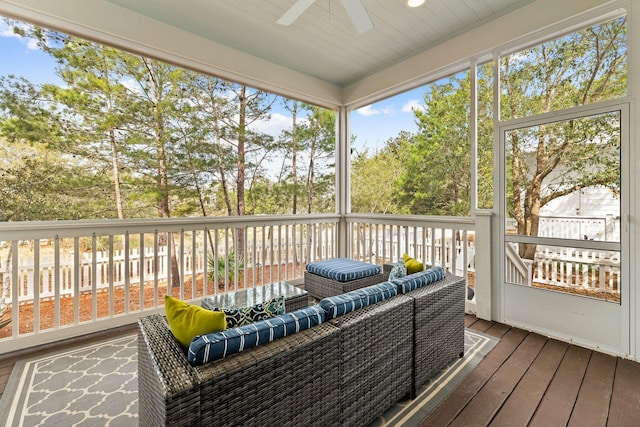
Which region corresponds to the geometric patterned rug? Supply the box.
[0,329,496,427]
[0,334,138,427]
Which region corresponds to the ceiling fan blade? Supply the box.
[277,0,316,26]
[341,0,373,34]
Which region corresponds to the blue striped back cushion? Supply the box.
[319,282,398,320]
[390,266,445,294]
[306,258,381,282]
[188,305,325,365]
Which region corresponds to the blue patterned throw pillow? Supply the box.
[388,259,407,281]
[319,282,398,320]
[208,295,286,329]
[390,266,445,294]
[188,305,326,365]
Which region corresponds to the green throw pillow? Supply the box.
[165,295,226,348]
[403,253,424,274]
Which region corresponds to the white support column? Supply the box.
[336,106,350,258]
[474,210,493,321]
[629,0,639,361]
[470,58,478,211]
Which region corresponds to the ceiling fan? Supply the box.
[277,0,373,34]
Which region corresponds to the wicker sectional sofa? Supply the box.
[137,270,465,427]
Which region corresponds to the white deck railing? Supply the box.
[346,214,477,301]
[0,213,486,352]
[0,215,339,352]
[2,212,620,352]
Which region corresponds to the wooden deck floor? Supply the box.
[2,316,640,426]
[421,316,640,427]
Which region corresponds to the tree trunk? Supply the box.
[102,55,125,220]
[235,85,247,261]
[291,100,298,215]
[290,101,299,266]
[307,133,316,214]
[145,58,181,288]
[109,128,124,219]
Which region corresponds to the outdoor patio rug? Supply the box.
[369,329,498,427]
[0,333,138,427]
[0,328,496,427]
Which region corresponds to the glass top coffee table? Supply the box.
[201,281,309,312]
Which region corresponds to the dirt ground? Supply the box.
[0,264,304,339]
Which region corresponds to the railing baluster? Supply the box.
[73,237,79,324]
[33,241,40,333]
[214,228,220,293]
[108,235,114,317]
[179,229,184,300]
[277,225,282,283]
[54,237,61,329]
[139,234,145,310]
[153,231,159,306]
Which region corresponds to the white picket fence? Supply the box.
[533,247,620,291]
[1,238,339,306]
[506,215,620,242]
[505,243,620,293]
[5,247,194,302]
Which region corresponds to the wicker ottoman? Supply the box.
[304,258,383,299]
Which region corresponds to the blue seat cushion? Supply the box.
[306,258,381,282]
[319,282,398,320]
[390,266,446,294]
[187,305,325,365]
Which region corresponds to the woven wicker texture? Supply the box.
[138,315,342,426]
[137,274,464,426]
[408,273,465,394]
[304,270,383,299]
[138,315,200,427]
[329,295,414,427]
[195,322,341,426]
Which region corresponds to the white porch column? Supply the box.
[336,106,350,258]
[474,209,493,321]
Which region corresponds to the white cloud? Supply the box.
[356,105,381,117]
[0,21,17,38]
[0,20,39,50]
[249,112,294,137]
[402,99,424,113]
[120,78,142,94]
[356,104,395,117]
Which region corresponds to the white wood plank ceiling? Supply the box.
[104,0,533,87]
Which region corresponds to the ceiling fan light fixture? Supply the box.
[407,0,425,7]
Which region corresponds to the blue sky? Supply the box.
[0,18,422,153]
[0,20,64,85]
[350,92,422,152]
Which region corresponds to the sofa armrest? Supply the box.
[382,263,393,281]
[329,294,414,426]
[406,273,465,392]
[137,314,200,427]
